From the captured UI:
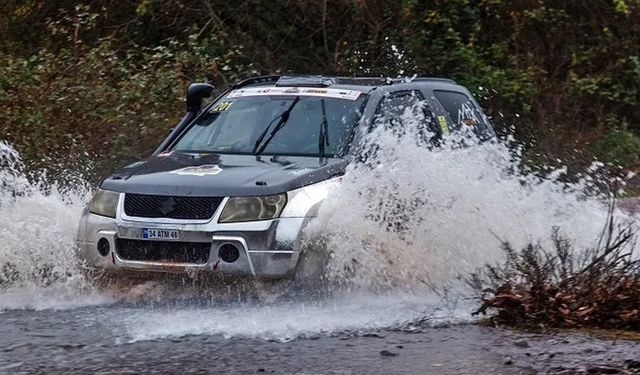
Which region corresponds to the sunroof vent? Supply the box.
[275,75,335,87]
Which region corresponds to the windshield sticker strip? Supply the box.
[227,87,361,100]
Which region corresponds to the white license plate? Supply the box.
[142,228,180,240]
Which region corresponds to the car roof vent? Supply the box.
[275,75,335,87]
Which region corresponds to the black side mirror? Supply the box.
[186,83,215,112]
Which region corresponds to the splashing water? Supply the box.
[306,124,636,291]
[0,142,108,309]
[121,291,466,342]
[0,117,636,340]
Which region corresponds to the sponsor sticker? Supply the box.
[437,116,450,135]
[227,87,362,101]
[170,164,223,176]
[457,102,480,126]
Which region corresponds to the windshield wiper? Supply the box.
[318,98,330,161]
[253,97,300,155]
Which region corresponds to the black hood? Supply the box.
[101,153,347,197]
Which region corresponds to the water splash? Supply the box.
[0,117,636,340]
[0,142,101,309]
[306,124,636,290]
[121,291,466,342]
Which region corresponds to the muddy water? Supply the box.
[1,303,639,374]
[1,130,639,375]
[0,307,519,374]
[0,310,521,374]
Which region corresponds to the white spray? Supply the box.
[0,142,106,309]
[0,115,635,339]
[306,114,634,291]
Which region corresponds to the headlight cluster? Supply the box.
[89,189,120,218]
[219,193,287,223]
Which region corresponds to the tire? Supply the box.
[292,236,330,293]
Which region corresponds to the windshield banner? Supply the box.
[227,87,361,100]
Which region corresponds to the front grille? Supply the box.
[124,194,223,220]
[116,239,211,264]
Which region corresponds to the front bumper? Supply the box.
[77,179,339,279]
[76,210,305,279]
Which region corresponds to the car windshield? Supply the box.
[172,89,368,158]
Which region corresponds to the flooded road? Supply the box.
[1,300,639,374]
[0,307,514,374]
[2,137,640,374]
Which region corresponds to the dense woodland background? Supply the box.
[1,0,640,181]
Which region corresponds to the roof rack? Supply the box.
[231,75,280,89]
[411,77,456,84]
[335,76,456,85]
[334,77,390,86]
[230,75,456,89]
[275,75,335,87]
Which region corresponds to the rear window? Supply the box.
[433,90,484,127]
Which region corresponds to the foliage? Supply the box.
[470,204,640,330]
[591,128,640,169]
[0,5,254,178]
[1,1,640,178]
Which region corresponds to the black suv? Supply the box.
[77,75,494,279]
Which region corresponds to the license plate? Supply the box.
[142,228,180,240]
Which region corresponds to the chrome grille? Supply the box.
[123,194,223,220]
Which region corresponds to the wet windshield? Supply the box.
[172,90,367,157]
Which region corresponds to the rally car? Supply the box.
[76,75,494,279]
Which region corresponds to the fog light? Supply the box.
[97,238,110,257]
[218,243,240,263]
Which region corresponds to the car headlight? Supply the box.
[89,189,120,218]
[219,193,287,223]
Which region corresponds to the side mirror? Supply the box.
[186,83,215,112]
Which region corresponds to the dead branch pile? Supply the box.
[470,204,640,330]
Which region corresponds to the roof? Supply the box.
[230,75,458,93]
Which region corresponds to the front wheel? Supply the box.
[292,236,330,293]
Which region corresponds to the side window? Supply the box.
[373,90,439,143]
[433,90,486,129]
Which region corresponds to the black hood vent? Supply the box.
[124,194,223,220]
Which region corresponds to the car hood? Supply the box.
[100,152,348,197]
